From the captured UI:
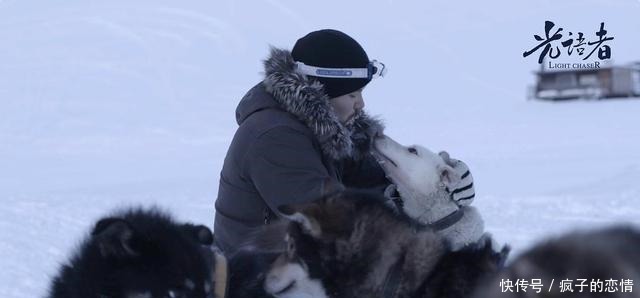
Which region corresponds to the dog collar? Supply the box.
[213,251,229,298]
[387,190,464,232]
[428,208,465,231]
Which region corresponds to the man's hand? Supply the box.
[439,152,475,206]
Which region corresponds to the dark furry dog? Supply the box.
[263,189,508,298]
[48,207,218,298]
[473,226,640,298]
[225,249,280,298]
[226,220,332,298]
[422,238,508,298]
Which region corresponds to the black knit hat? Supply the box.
[291,29,371,98]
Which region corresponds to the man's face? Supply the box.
[329,89,365,124]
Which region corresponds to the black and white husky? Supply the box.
[225,220,325,298]
[263,190,509,298]
[373,134,484,250]
[47,207,220,298]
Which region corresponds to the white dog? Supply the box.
[372,134,484,250]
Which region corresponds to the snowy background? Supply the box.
[1,0,639,297]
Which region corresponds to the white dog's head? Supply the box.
[372,135,462,223]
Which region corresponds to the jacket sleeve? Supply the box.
[244,126,345,213]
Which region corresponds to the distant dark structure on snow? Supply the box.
[529,61,640,101]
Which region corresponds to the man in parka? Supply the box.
[213,29,391,255]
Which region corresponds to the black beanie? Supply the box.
[291,29,371,98]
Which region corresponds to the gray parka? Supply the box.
[214,48,388,255]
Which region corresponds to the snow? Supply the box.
[1,0,640,297]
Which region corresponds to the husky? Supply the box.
[372,134,484,250]
[264,189,509,298]
[473,226,640,298]
[226,221,326,298]
[228,247,327,298]
[47,207,220,298]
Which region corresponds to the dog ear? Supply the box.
[183,224,214,245]
[438,164,462,189]
[92,217,139,258]
[478,233,511,269]
[278,204,322,238]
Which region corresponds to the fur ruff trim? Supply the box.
[262,47,383,160]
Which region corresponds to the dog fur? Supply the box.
[227,249,279,298]
[227,220,328,298]
[47,207,217,298]
[373,134,484,250]
[267,189,508,298]
[473,226,640,298]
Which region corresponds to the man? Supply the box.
[214,29,389,255]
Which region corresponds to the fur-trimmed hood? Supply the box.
[254,47,384,161]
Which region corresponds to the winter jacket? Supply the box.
[214,48,388,255]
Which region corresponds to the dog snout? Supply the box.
[264,269,286,294]
[265,271,279,286]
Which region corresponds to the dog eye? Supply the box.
[287,239,295,253]
[408,147,418,155]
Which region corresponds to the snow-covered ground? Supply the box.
[1,0,639,297]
